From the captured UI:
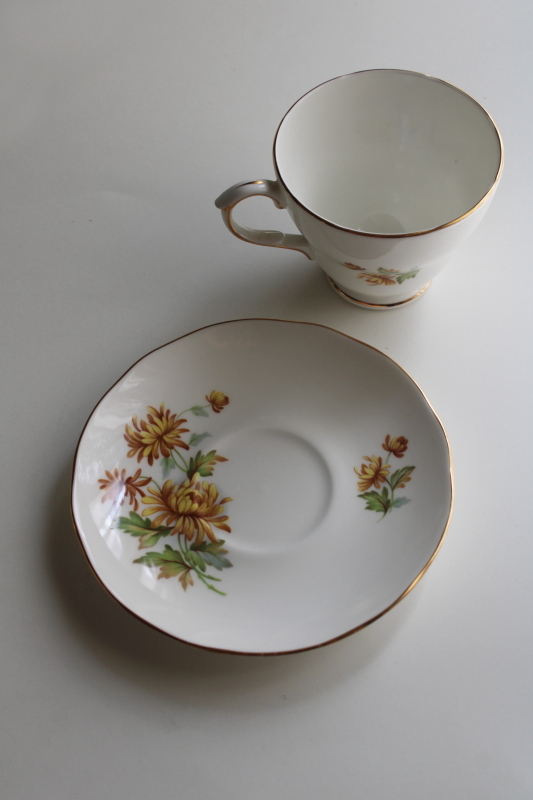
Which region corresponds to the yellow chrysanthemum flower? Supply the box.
[354,455,390,492]
[205,391,229,414]
[141,474,232,545]
[357,273,397,286]
[124,404,189,466]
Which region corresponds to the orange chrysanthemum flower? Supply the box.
[205,391,229,414]
[124,404,189,466]
[382,435,409,459]
[98,468,150,511]
[141,474,231,545]
[354,456,390,492]
[357,273,397,286]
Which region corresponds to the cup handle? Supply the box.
[215,180,314,260]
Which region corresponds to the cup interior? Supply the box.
[274,70,502,235]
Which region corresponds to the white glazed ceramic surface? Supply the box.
[72,320,453,654]
[216,70,503,308]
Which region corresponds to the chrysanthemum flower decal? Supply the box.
[358,272,397,286]
[140,476,231,546]
[98,468,150,512]
[354,456,390,492]
[353,266,421,286]
[354,435,415,518]
[205,391,229,414]
[124,404,190,466]
[382,435,408,459]
[99,393,233,595]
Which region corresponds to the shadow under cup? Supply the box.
[274,70,502,237]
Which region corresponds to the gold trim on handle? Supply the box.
[223,202,313,259]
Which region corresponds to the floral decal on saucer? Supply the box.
[98,393,233,595]
[354,435,415,518]
[343,264,421,285]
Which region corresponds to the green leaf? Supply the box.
[117,512,173,548]
[396,269,420,284]
[190,406,209,417]
[192,539,233,570]
[389,466,415,490]
[187,449,228,479]
[358,490,391,515]
[134,543,182,563]
[116,511,146,533]
[178,569,194,591]
[188,432,212,447]
[134,544,189,579]
[183,550,206,572]
[161,457,176,478]
[203,551,232,570]
[381,486,389,499]
[137,530,169,549]
[392,497,411,508]
[192,552,207,571]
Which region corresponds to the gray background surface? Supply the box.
[1,1,531,798]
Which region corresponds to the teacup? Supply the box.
[215,69,503,309]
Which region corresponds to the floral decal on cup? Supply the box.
[343,263,421,285]
[98,395,233,595]
[354,435,415,518]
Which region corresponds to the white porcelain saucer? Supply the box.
[71,319,453,655]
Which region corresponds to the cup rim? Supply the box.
[272,68,504,239]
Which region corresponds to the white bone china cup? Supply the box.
[215,69,503,309]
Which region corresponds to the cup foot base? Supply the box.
[326,276,431,310]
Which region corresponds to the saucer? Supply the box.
[71,319,453,654]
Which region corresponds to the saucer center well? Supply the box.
[218,427,332,552]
